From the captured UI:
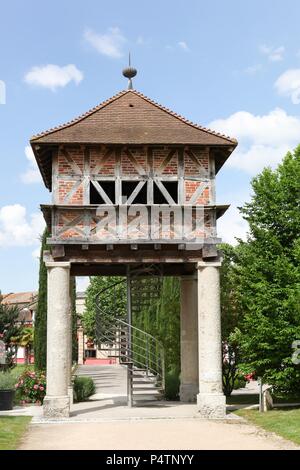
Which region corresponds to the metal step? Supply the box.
[132,390,162,398]
[133,394,162,401]
[132,379,158,385]
[133,386,162,392]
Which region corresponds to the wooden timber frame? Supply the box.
[37,143,232,275]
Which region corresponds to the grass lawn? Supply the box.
[236,408,300,446]
[0,416,31,450]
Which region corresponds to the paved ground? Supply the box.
[76,364,127,397]
[18,418,299,450]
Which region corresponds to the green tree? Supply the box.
[133,277,181,399]
[0,293,22,369]
[70,276,78,363]
[235,146,300,394]
[220,243,244,396]
[82,276,126,339]
[11,326,34,365]
[34,228,49,371]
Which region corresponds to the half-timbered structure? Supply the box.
[31,86,237,418]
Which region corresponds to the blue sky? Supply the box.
[1,0,300,293]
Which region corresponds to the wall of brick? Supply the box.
[53,145,215,239]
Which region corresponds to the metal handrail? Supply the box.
[95,268,165,406]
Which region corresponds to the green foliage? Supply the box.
[15,369,46,404]
[0,294,22,370]
[34,228,49,371]
[156,278,180,375]
[11,327,34,365]
[70,277,78,363]
[219,244,244,396]
[220,243,241,339]
[83,276,126,339]
[164,369,180,400]
[133,277,181,398]
[73,376,95,402]
[233,374,247,390]
[0,372,17,390]
[234,146,300,394]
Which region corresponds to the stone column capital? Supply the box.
[45,261,71,269]
[197,258,223,269]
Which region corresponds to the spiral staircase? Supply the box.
[95,266,165,406]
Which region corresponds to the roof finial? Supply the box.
[122,52,137,90]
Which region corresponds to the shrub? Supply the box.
[73,376,95,402]
[0,372,17,390]
[165,369,180,400]
[15,369,46,404]
[233,375,247,390]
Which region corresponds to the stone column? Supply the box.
[43,262,71,418]
[197,259,226,418]
[180,276,198,402]
[77,327,84,365]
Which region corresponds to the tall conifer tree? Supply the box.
[34,228,49,370]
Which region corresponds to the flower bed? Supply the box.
[15,370,46,405]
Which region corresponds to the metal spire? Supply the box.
[122,53,137,90]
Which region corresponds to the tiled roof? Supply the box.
[1,292,37,306]
[31,89,237,146]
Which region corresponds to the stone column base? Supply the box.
[180,383,198,403]
[197,393,226,419]
[43,395,70,418]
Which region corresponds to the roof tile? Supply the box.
[31,89,237,145]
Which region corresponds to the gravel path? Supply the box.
[19,417,299,450]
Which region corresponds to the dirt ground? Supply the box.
[18,417,299,450]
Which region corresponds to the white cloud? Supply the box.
[218,206,249,245]
[20,146,42,184]
[178,41,189,51]
[84,27,126,58]
[274,69,300,104]
[24,64,83,91]
[209,108,300,174]
[260,44,285,62]
[0,204,45,247]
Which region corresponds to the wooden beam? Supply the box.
[52,245,65,259]
[202,244,218,259]
[71,262,197,277]
[90,180,113,204]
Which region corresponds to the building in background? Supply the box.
[1,292,37,363]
